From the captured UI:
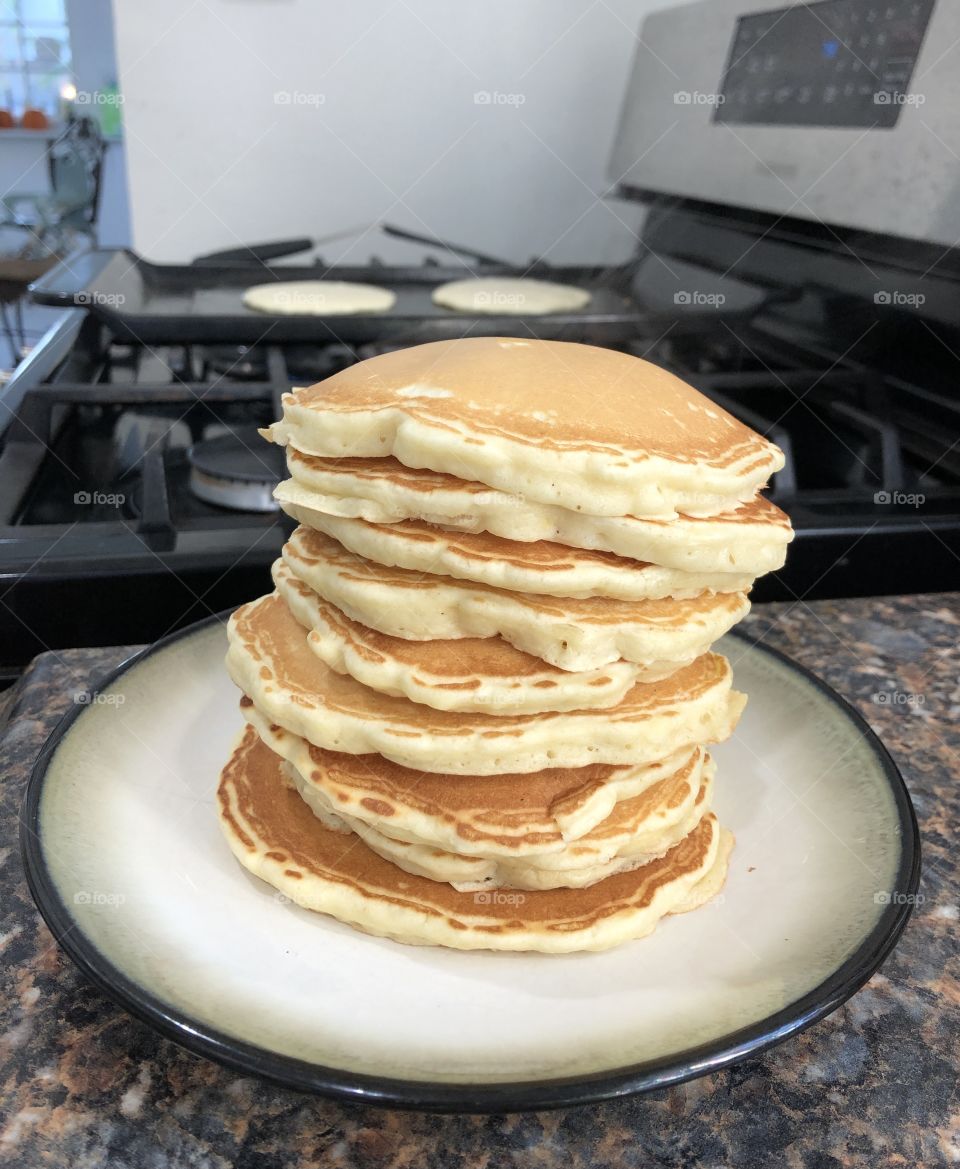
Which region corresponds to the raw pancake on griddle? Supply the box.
[242,699,704,852]
[278,526,751,673]
[431,276,591,315]
[225,593,746,774]
[280,454,756,598]
[217,726,733,953]
[275,477,792,577]
[242,280,396,315]
[274,561,665,714]
[263,337,784,520]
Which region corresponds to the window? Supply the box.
[0,0,71,121]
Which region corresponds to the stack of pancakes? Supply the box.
[218,338,793,953]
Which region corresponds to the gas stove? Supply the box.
[2,240,958,679]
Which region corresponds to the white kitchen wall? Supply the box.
[111,0,677,266]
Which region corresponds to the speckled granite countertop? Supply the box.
[1,593,957,1168]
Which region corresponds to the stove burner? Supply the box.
[201,344,266,381]
[287,343,359,382]
[187,427,286,512]
[201,342,358,384]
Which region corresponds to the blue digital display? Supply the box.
[715,0,934,130]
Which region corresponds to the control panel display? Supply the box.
[715,0,934,129]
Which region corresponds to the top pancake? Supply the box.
[264,337,785,520]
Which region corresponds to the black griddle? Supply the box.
[29,248,643,345]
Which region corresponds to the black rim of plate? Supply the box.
[20,613,921,1114]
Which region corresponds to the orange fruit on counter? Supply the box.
[21,109,49,130]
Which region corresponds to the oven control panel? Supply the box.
[715,0,934,129]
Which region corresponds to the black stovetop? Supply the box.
[1,236,958,674]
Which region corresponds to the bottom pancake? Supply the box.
[217,726,733,953]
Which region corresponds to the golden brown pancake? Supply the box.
[277,751,713,891]
[275,560,678,713]
[217,726,733,952]
[264,337,784,521]
[278,526,751,673]
[275,478,793,577]
[281,452,758,597]
[225,593,747,774]
[244,698,705,855]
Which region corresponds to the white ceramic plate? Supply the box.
[21,617,919,1111]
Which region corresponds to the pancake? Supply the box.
[245,700,706,855]
[276,478,792,578]
[279,757,713,891]
[431,276,591,315]
[274,561,666,714]
[217,726,733,952]
[278,526,751,673]
[276,742,712,888]
[263,338,784,521]
[281,453,755,598]
[242,280,396,315]
[225,594,746,774]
